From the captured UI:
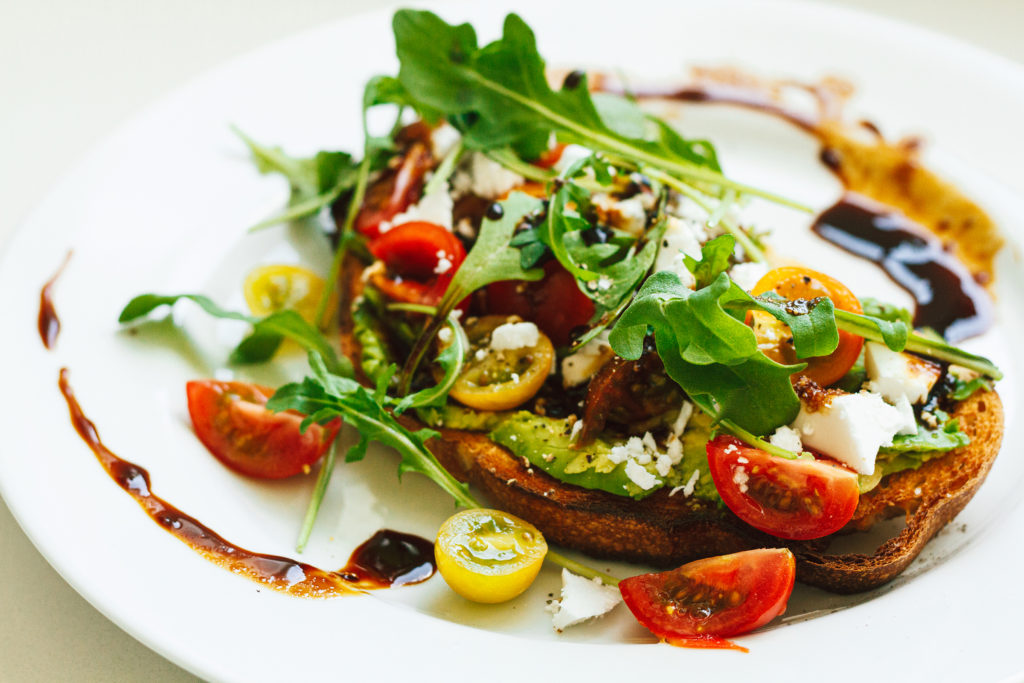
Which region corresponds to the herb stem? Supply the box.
[296,438,339,552]
[423,139,463,196]
[690,396,800,460]
[546,550,621,587]
[643,168,767,264]
[315,155,371,330]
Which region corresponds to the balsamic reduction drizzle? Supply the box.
[58,368,435,597]
[38,252,71,350]
[812,195,991,342]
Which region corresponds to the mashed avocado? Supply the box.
[425,404,719,502]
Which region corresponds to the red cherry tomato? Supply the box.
[620,548,795,644]
[487,261,595,346]
[354,142,432,239]
[186,380,339,480]
[706,435,860,540]
[368,221,466,307]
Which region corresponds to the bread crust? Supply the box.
[343,256,1004,593]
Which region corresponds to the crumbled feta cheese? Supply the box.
[672,400,694,437]
[655,455,673,477]
[474,348,488,361]
[570,419,584,442]
[728,262,768,292]
[437,327,453,343]
[490,322,540,351]
[433,249,453,275]
[624,459,660,490]
[561,331,614,388]
[863,342,941,406]
[769,425,803,453]
[792,392,910,475]
[591,193,647,235]
[653,215,711,289]
[642,432,658,453]
[451,152,524,199]
[892,394,919,436]
[732,466,749,493]
[664,436,684,464]
[552,144,593,174]
[380,189,453,232]
[596,275,613,291]
[430,124,461,159]
[549,569,622,631]
[682,468,701,497]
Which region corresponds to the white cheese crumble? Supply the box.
[433,249,453,275]
[863,342,941,406]
[452,152,524,199]
[682,468,701,497]
[769,425,803,453]
[380,189,454,233]
[791,392,910,475]
[569,419,584,442]
[552,144,594,173]
[437,327,453,343]
[591,193,647,235]
[728,262,768,292]
[625,459,659,490]
[653,215,711,289]
[429,124,461,159]
[732,466,749,493]
[548,569,622,631]
[561,331,614,388]
[671,400,694,437]
[489,321,540,351]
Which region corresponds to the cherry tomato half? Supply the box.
[533,142,567,169]
[619,548,795,643]
[354,142,433,239]
[750,267,863,387]
[487,261,596,347]
[448,316,555,411]
[435,508,548,603]
[369,221,466,307]
[186,380,339,480]
[706,435,859,540]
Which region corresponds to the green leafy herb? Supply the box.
[269,354,476,508]
[397,191,545,393]
[270,352,620,585]
[233,127,360,231]
[391,10,808,210]
[860,297,913,328]
[950,376,992,401]
[118,293,351,377]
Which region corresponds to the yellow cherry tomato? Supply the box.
[243,264,334,323]
[448,316,554,411]
[435,509,548,603]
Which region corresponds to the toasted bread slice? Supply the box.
[342,258,1004,593]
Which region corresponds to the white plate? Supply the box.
[2,0,1024,680]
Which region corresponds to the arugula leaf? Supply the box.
[950,376,992,401]
[233,127,360,231]
[881,414,970,454]
[833,308,908,352]
[394,315,468,413]
[118,293,351,377]
[610,270,805,434]
[684,233,734,289]
[391,10,805,209]
[860,297,913,328]
[268,353,478,508]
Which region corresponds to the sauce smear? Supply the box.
[38,252,71,349]
[57,368,435,597]
[812,195,991,342]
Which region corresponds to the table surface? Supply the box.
[2,1,1022,680]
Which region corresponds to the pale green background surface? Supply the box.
[1,1,1021,680]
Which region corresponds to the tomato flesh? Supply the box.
[487,261,595,346]
[750,267,863,387]
[243,264,331,323]
[706,435,859,540]
[620,548,795,642]
[186,380,339,480]
[435,509,548,604]
[354,142,432,239]
[369,221,466,307]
